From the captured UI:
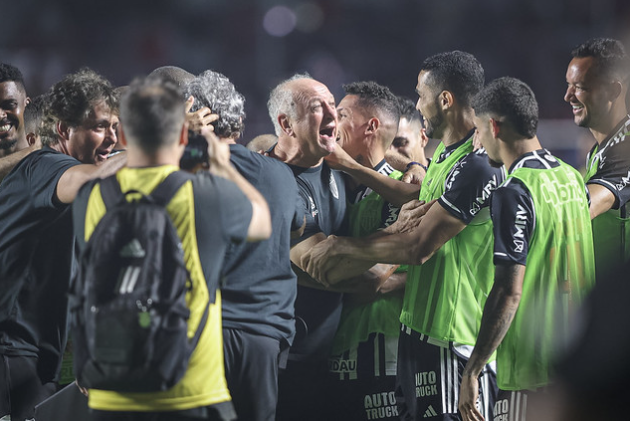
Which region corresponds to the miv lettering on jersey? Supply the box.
[513,204,528,253]
[384,203,400,227]
[540,174,583,206]
[415,371,438,397]
[329,358,356,373]
[616,169,630,191]
[470,174,501,216]
[365,391,398,420]
[493,399,509,421]
[445,160,466,191]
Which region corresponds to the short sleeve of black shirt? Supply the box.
[586,117,630,209]
[30,149,82,208]
[0,147,80,250]
[491,179,535,266]
[438,149,505,224]
[194,172,252,244]
[229,144,304,232]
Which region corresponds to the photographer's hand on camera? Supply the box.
[202,128,232,178]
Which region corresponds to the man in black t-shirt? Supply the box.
[185,70,304,421]
[265,73,349,421]
[564,37,630,278]
[0,69,126,421]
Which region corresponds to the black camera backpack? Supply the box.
[70,171,208,392]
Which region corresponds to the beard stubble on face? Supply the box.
[424,97,444,139]
[0,138,17,151]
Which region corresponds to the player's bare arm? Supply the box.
[587,183,616,219]
[325,142,420,206]
[459,264,525,421]
[291,232,398,292]
[303,201,465,285]
[55,151,127,204]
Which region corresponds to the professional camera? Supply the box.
[180,130,209,172]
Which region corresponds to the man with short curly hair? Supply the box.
[185,70,246,141]
[0,68,125,421]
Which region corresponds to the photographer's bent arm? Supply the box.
[204,130,271,241]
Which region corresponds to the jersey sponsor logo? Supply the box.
[329,172,339,199]
[469,173,501,216]
[598,155,606,171]
[540,175,584,206]
[423,405,439,418]
[493,399,509,421]
[329,358,356,373]
[445,161,465,191]
[383,203,400,227]
[415,371,438,397]
[364,392,398,420]
[512,204,528,254]
[616,169,630,191]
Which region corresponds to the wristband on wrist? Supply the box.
[406,161,428,172]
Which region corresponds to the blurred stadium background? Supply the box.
[3,0,630,168]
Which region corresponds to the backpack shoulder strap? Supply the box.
[149,171,195,207]
[189,301,210,350]
[99,175,124,210]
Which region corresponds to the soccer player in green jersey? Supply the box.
[564,38,630,279]
[302,51,504,421]
[459,77,595,421]
[327,83,408,421]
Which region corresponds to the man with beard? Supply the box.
[302,51,504,420]
[459,77,595,421]
[386,97,430,176]
[564,37,630,279]
[0,68,125,421]
[0,63,39,181]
